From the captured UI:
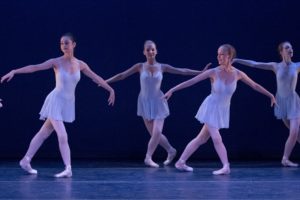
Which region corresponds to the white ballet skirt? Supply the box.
[195,68,237,129]
[274,63,300,120]
[137,63,169,120]
[39,67,80,123]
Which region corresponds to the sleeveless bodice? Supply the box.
[275,63,298,97]
[139,64,163,98]
[137,63,169,120]
[39,65,80,123]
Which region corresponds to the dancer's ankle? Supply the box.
[175,159,193,172]
[144,155,159,168]
[66,165,72,170]
[54,166,72,178]
[212,163,230,175]
[163,148,177,166]
[281,157,298,167]
[19,156,37,175]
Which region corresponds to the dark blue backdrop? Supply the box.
[0,0,300,160]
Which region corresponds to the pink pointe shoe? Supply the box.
[54,165,72,178]
[212,164,230,175]
[144,157,159,168]
[163,149,177,166]
[281,159,299,167]
[175,160,193,172]
[19,156,37,175]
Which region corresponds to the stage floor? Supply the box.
[0,160,299,199]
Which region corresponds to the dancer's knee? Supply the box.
[288,131,298,142]
[57,133,68,145]
[289,125,299,136]
[36,129,52,141]
[152,127,162,137]
[211,135,223,146]
[195,135,209,145]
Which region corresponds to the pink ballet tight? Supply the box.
[176,124,230,175]
[282,118,300,167]
[20,119,72,175]
[23,120,54,159]
[143,118,176,167]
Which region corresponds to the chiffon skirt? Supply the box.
[195,94,230,129]
[274,92,300,120]
[39,89,75,123]
[137,91,169,120]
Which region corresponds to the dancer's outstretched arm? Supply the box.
[233,58,276,71]
[1,59,55,83]
[163,63,211,75]
[164,69,213,100]
[106,63,141,83]
[238,70,276,106]
[80,61,115,106]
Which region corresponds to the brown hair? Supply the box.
[219,44,236,60]
[278,41,291,53]
[62,32,76,43]
[144,40,156,49]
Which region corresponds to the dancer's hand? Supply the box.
[108,90,115,106]
[163,90,173,101]
[1,70,15,83]
[270,95,277,107]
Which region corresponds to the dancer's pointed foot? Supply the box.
[281,159,298,167]
[144,157,159,168]
[212,164,230,175]
[19,156,37,175]
[54,166,72,178]
[163,148,177,166]
[175,160,193,172]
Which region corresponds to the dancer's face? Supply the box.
[217,47,230,66]
[280,42,293,59]
[60,36,76,54]
[143,43,157,60]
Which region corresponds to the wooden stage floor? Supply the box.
[0,160,299,199]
